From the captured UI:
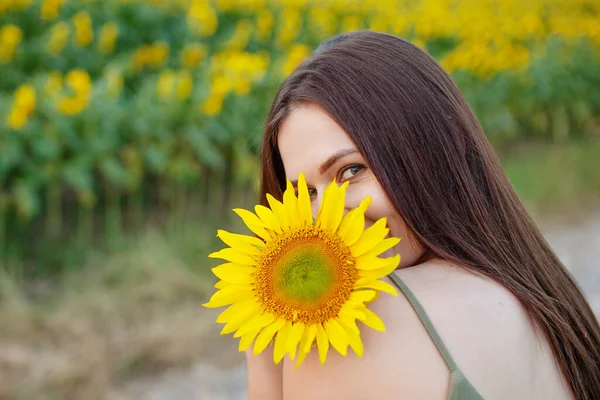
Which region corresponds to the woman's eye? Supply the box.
[296,187,318,199]
[340,164,365,182]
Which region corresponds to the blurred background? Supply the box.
[0,0,599,398]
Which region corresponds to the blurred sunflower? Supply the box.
[204,173,401,368]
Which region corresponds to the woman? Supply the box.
[248,31,600,399]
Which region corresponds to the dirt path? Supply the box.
[117,214,600,400]
[541,214,600,315]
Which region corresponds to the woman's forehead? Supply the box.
[277,104,359,179]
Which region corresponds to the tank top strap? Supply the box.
[388,272,458,372]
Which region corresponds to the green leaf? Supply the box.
[62,160,93,192]
[31,133,61,161]
[0,136,23,175]
[184,128,225,168]
[144,145,169,173]
[13,180,40,221]
[99,157,131,187]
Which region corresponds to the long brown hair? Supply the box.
[259,31,600,399]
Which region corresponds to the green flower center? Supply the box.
[275,243,335,303]
[255,227,357,324]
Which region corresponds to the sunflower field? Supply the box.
[1,0,600,273]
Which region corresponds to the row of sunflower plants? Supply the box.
[0,0,599,274]
[0,0,277,272]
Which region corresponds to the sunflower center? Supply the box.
[276,243,335,303]
[255,226,357,324]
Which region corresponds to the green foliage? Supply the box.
[1,0,600,274]
[503,139,600,216]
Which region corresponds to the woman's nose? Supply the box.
[311,194,321,221]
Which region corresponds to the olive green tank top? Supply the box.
[388,273,485,400]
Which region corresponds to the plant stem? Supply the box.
[0,191,6,261]
[77,202,93,248]
[130,186,144,232]
[105,186,122,249]
[46,184,62,237]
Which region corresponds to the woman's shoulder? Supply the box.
[281,260,512,399]
[392,259,529,337]
[384,259,571,400]
[381,260,538,399]
[281,259,570,400]
[393,259,534,345]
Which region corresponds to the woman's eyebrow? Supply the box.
[319,148,358,174]
[290,148,358,188]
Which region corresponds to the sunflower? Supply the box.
[204,173,401,368]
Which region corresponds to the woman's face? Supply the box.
[277,103,426,268]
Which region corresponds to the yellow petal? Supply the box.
[355,254,397,270]
[216,300,253,324]
[340,319,364,358]
[220,301,262,334]
[360,308,386,332]
[348,290,377,305]
[350,218,389,257]
[234,313,276,338]
[316,323,329,364]
[283,180,299,229]
[203,286,253,308]
[315,181,334,229]
[266,194,289,231]
[212,281,249,292]
[329,181,349,233]
[233,208,271,241]
[213,262,255,273]
[301,324,318,354]
[220,229,265,248]
[296,173,312,226]
[254,318,286,356]
[358,255,401,278]
[354,279,398,296]
[239,327,262,352]
[274,320,292,364]
[337,311,360,336]
[211,264,254,284]
[287,322,305,361]
[324,318,348,356]
[214,280,227,289]
[209,248,256,265]
[316,180,346,232]
[216,230,264,254]
[293,324,317,369]
[255,205,282,234]
[339,304,366,322]
[337,197,371,246]
[360,237,401,259]
[294,347,309,370]
[336,312,360,338]
[366,290,381,305]
[359,268,396,280]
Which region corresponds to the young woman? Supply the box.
[249,31,600,400]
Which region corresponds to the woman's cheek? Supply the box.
[397,230,428,267]
[344,186,369,211]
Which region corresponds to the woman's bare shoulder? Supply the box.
[281,264,452,400]
[394,259,528,328]
[281,259,568,400]
[393,259,541,370]
[391,260,571,399]
[280,261,487,400]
